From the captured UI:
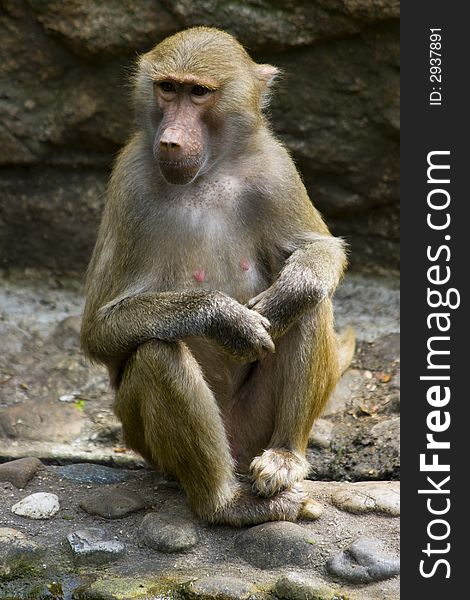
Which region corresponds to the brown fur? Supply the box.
[81,27,347,526]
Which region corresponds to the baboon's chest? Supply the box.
[153,178,269,302]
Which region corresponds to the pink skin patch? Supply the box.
[193,269,205,282]
[240,258,250,271]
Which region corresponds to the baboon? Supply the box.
[81,27,347,526]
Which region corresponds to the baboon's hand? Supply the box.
[208,293,275,362]
[247,277,322,339]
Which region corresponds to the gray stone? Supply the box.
[331,481,400,516]
[0,457,43,488]
[308,419,334,448]
[371,417,400,454]
[0,527,43,578]
[275,572,340,600]
[11,492,60,519]
[187,576,253,599]
[67,527,125,564]
[58,463,131,484]
[235,522,318,569]
[80,487,146,519]
[327,537,400,583]
[139,511,199,553]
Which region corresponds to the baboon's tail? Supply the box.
[337,326,356,375]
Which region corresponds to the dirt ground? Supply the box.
[0,268,400,599]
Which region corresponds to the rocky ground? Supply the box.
[0,269,400,599]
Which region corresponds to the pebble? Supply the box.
[0,457,43,488]
[187,576,253,599]
[139,511,199,552]
[58,463,131,484]
[331,481,400,516]
[80,488,146,519]
[11,492,60,519]
[275,572,340,600]
[327,537,400,583]
[67,528,125,564]
[235,522,317,569]
[0,527,42,578]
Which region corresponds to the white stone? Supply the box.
[11,492,60,519]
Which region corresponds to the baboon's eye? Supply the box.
[159,81,176,93]
[191,85,211,97]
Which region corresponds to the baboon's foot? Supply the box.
[250,448,310,498]
[209,482,319,527]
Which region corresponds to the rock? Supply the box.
[0,457,43,488]
[80,488,146,519]
[331,481,399,516]
[0,401,85,442]
[187,576,253,599]
[302,499,324,520]
[358,334,400,372]
[67,528,125,564]
[371,417,400,452]
[58,463,131,484]
[275,572,340,600]
[0,3,399,273]
[0,527,43,578]
[139,511,199,553]
[327,537,400,583]
[235,522,318,569]
[308,419,334,448]
[11,492,60,519]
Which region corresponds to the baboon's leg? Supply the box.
[114,339,321,525]
[115,340,237,519]
[232,301,340,497]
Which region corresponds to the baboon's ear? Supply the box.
[256,64,280,88]
[255,64,280,109]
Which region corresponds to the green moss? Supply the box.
[79,576,183,600]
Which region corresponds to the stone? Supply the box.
[58,463,131,484]
[308,419,334,448]
[0,401,85,442]
[0,527,43,578]
[139,511,199,553]
[235,522,318,569]
[371,417,400,454]
[11,492,60,519]
[275,572,341,600]
[187,576,253,599]
[302,499,324,520]
[67,528,125,564]
[80,487,146,519]
[327,537,400,583]
[331,481,400,516]
[331,480,399,516]
[0,457,43,488]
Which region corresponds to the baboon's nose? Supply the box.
[160,128,184,153]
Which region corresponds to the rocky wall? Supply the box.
[0,0,399,273]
